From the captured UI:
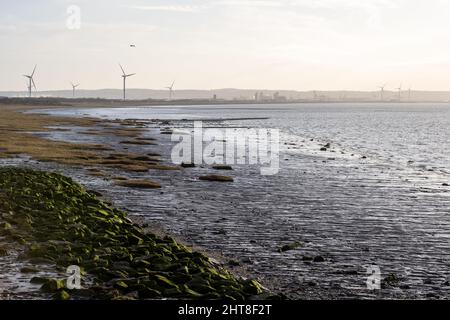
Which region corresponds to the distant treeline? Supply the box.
[0,96,302,107]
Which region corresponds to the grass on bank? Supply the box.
[0,105,170,176]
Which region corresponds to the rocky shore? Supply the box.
[0,167,266,300]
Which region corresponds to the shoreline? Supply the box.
[2,97,450,109]
[0,103,271,300]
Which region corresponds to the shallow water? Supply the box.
[29,103,450,299]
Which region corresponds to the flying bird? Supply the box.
[130,44,136,48]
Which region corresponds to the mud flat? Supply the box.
[2,102,450,300]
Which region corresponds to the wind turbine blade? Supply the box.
[31,78,36,90]
[126,73,136,77]
[31,65,37,77]
[171,80,175,88]
[119,64,126,75]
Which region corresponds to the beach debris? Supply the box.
[130,155,155,161]
[199,175,234,182]
[383,273,402,287]
[119,140,157,146]
[212,165,233,171]
[53,290,70,300]
[227,259,241,267]
[40,279,65,292]
[146,152,162,157]
[278,242,303,253]
[114,164,149,172]
[30,277,49,285]
[147,164,181,171]
[135,136,157,141]
[181,162,196,168]
[112,176,128,181]
[87,189,103,197]
[20,267,39,273]
[320,143,331,151]
[0,246,8,256]
[115,179,162,189]
[313,256,325,263]
[87,169,106,177]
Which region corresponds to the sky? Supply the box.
[2,0,450,91]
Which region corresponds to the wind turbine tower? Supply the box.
[378,84,386,101]
[397,84,402,101]
[71,82,80,98]
[119,64,136,100]
[166,81,175,100]
[23,65,37,98]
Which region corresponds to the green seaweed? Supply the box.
[0,167,265,300]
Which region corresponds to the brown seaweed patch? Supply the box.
[115,179,162,189]
[199,175,234,182]
[212,165,233,171]
[147,164,181,171]
[112,164,149,172]
[119,140,157,146]
[112,176,128,181]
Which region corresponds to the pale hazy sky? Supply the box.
[2,0,450,91]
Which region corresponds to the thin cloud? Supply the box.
[127,5,200,12]
[214,0,283,7]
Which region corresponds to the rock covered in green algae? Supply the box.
[0,167,265,300]
[278,242,303,253]
[53,290,70,300]
[41,279,65,292]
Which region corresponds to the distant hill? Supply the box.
[1,88,450,102]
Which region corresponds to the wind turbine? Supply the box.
[166,81,175,100]
[396,83,402,101]
[71,82,80,98]
[119,64,136,100]
[23,65,37,98]
[378,84,386,101]
[408,86,412,101]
